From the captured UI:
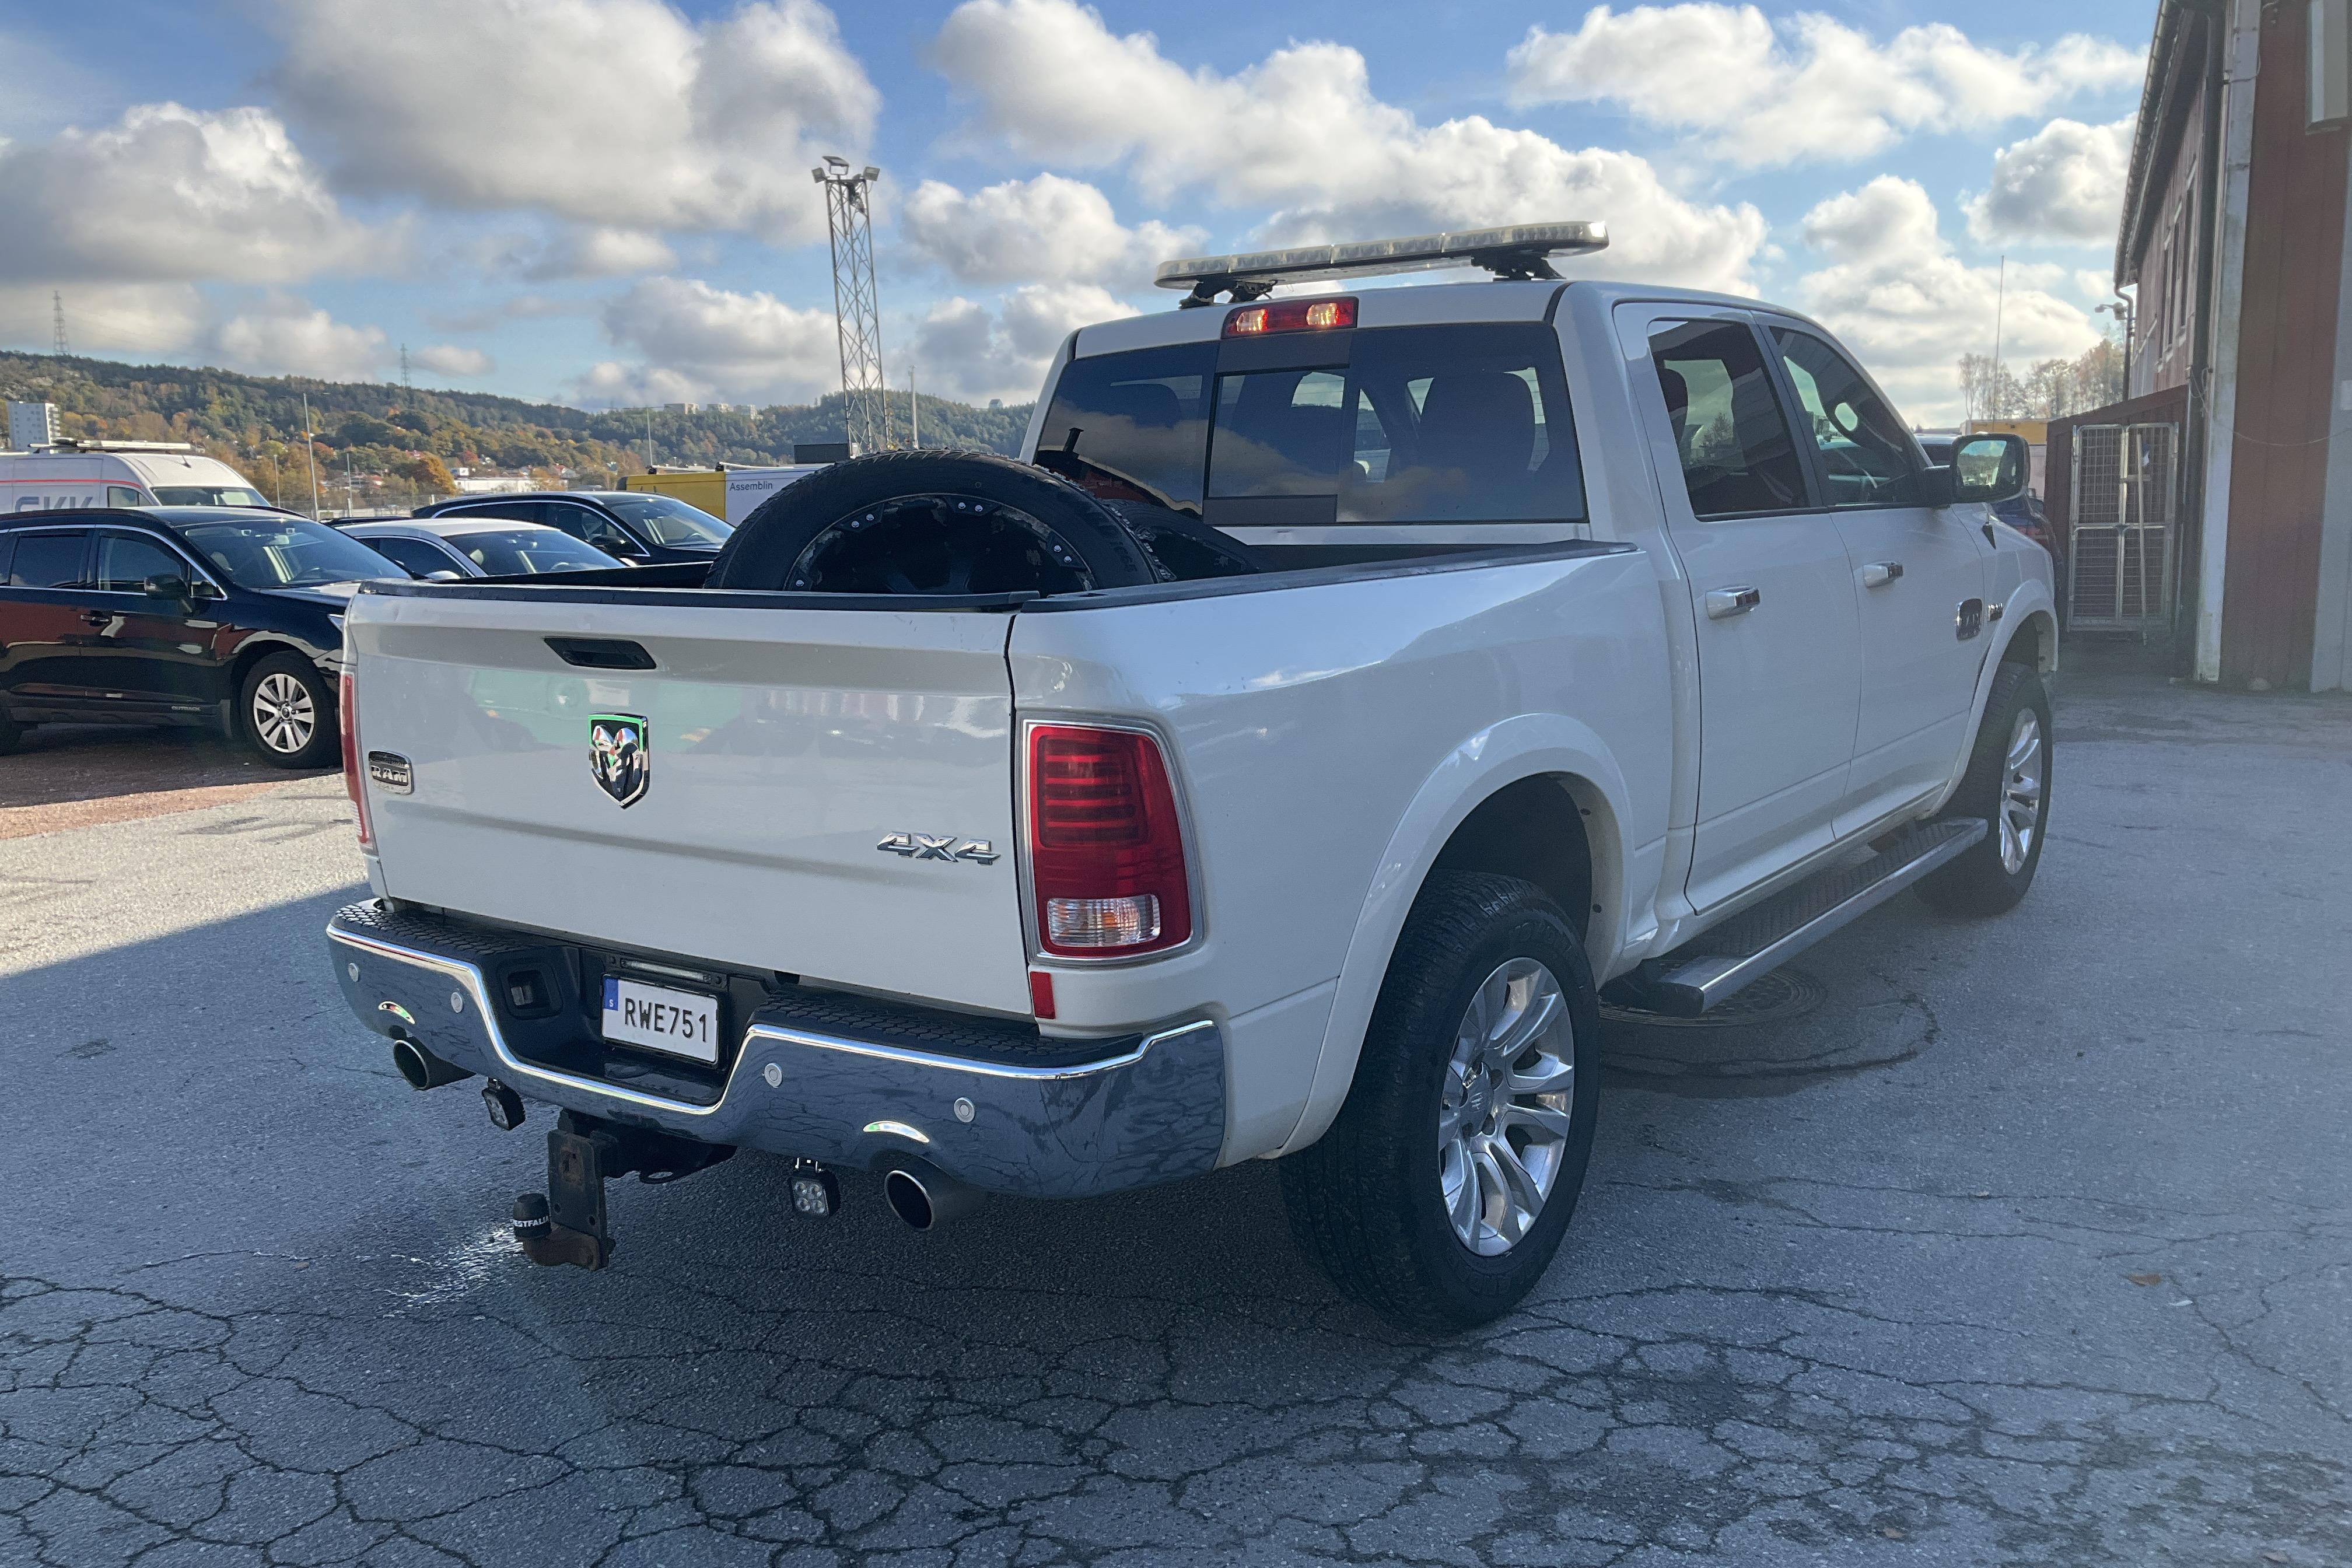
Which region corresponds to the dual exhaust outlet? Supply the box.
[390,1038,981,1230]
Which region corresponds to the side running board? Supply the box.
[1643,817,1987,1017]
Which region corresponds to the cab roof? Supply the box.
[1068,277,1791,360]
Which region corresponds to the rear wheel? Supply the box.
[708,450,1159,595]
[0,709,20,755]
[239,652,337,768]
[1282,873,1601,1330]
[1917,660,2051,916]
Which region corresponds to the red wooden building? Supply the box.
[2111,0,2352,690]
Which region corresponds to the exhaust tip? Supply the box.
[883,1167,939,1230]
[391,1037,434,1090]
[390,1036,471,1090]
[881,1160,982,1231]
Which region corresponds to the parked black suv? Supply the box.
[0,507,407,765]
[411,490,729,565]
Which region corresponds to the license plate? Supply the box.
[600,976,720,1063]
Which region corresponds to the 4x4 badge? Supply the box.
[878,832,998,864]
[589,714,650,807]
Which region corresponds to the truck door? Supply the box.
[1620,307,1862,913]
[1765,324,1989,834]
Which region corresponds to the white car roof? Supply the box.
[345,518,574,540]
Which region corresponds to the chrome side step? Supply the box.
[1643,818,1987,1017]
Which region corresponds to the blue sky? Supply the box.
[2,1,2157,420]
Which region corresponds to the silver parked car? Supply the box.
[338,518,628,580]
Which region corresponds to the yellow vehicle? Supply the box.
[622,470,726,519]
[625,466,826,523]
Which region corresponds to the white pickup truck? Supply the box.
[327,225,2056,1327]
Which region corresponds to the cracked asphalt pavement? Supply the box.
[3,664,2347,1565]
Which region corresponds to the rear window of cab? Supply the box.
[1039,323,1586,528]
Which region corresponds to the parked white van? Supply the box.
[1,442,274,514]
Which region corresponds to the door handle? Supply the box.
[79,609,111,628]
[1704,586,1762,620]
[1861,561,1905,589]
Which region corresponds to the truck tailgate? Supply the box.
[348,590,1032,1017]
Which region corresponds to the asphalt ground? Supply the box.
[1,668,2346,1566]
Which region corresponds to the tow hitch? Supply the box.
[511,1111,736,1270]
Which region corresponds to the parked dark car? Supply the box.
[0,506,408,765]
[337,517,626,579]
[411,490,729,565]
[1920,436,2067,620]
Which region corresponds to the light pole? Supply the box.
[813,157,891,452]
[2098,295,2136,402]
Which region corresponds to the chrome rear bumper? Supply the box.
[326,901,1225,1199]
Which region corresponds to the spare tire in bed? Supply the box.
[1100,499,1266,580]
[707,449,1160,595]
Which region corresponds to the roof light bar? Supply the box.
[1157,221,1608,306]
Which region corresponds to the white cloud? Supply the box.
[0,103,378,285]
[587,276,838,404]
[414,344,494,377]
[1507,5,2142,168]
[931,0,1766,293]
[268,0,877,244]
[1965,116,2134,246]
[900,174,1202,289]
[522,226,680,282]
[212,295,388,380]
[1793,176,2099,421]
[913,284,1133,404]
[0,284,208,354]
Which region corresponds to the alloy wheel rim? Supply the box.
[1438,957,1577,1256]
[1999,708,2043,874]
[254,672,316,754]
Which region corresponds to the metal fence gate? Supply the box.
[2068,423,2179,634]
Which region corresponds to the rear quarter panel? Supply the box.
[1010,549,1672,1161]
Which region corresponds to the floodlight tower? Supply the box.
[813,156,892,453]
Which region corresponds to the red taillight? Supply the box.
[340,670,372,849]
[1223,296,1357,337]
[1027,724,1192,957]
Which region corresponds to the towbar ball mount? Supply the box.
[513,1111,736,1270]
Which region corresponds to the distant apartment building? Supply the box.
[2113,0,2352,690]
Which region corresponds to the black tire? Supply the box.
[0,709,21,755]
[1917,660,2052,916]
[239,652,338,768]
[1282,873,1602,1331]
[708,450,1158,594]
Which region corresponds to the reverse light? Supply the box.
[1224,297,1357,338]
[1027,724,1192,957]
[339,670,372,849]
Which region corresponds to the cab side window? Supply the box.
[1647,321,1809,518]
[1771,328,1919,506]
[108,486,146,508]
[6,530,92,588]
[96,533,183,592]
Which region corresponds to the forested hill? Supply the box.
[0,351,1034,480]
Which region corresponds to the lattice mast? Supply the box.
[814,157,892,453]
